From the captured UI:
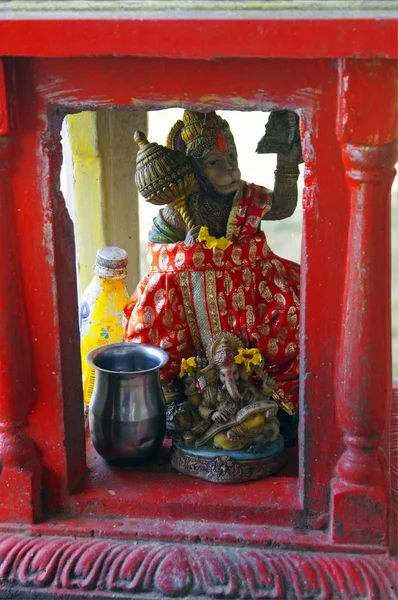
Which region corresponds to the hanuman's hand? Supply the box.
[184,225,201,245]
[277,142,303,167]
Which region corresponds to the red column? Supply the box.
[0,60,41,523]
[391,385,398,552]
[332,59,397,544]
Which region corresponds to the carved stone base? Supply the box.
[170,435,286,483]
[0,533,396,599]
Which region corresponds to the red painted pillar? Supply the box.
[391,385,398,552]
[0,60,42,522]
[332,59,397,544]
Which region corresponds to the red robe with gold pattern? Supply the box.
[124,181,300,413]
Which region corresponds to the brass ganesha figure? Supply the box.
[174,333,280,452]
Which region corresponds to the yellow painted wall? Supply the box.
[67,109,147,294]
[68,111,105,292]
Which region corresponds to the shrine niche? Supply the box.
[0,2,397,598]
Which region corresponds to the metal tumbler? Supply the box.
[86,342,168,464]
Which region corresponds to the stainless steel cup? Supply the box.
[86,342,168,464]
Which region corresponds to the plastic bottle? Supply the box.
[79,246,129,407]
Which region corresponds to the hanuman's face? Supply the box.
[199,143,241,196]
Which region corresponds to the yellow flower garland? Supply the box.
[179,356,197,378]
[198,226,232,253]
[234,347,263,373]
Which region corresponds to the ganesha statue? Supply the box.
[124,109,301,480]
[174,333,280,451]
[169,333,287,482]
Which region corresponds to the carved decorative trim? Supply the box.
[0,533,396,598]
[170,444,287,483]
[0,0,396,17]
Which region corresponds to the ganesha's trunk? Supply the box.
[222,370,242,400]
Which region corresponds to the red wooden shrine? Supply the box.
[0,4,397,598]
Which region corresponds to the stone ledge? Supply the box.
[0,0,396,20]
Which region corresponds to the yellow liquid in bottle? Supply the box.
[80,275,129,405]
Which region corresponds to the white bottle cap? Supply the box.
[94,246,128,279]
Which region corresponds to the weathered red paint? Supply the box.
[0,118,42,522]
[392,385,398,551]
[0,14,396,599]
[0,533,395,599]
[331,60,397,546]
[0,18,396,59]
[0,60,8,137]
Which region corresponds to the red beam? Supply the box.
[0,19,396,59]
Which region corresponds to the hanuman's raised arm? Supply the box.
[257,110,302,222]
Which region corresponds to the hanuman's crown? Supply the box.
[166,110,233,160]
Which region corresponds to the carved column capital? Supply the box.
[337,58,397,147]
[342,141,397,184]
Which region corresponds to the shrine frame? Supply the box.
[0,11,397,600]
[9,55,345,522]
